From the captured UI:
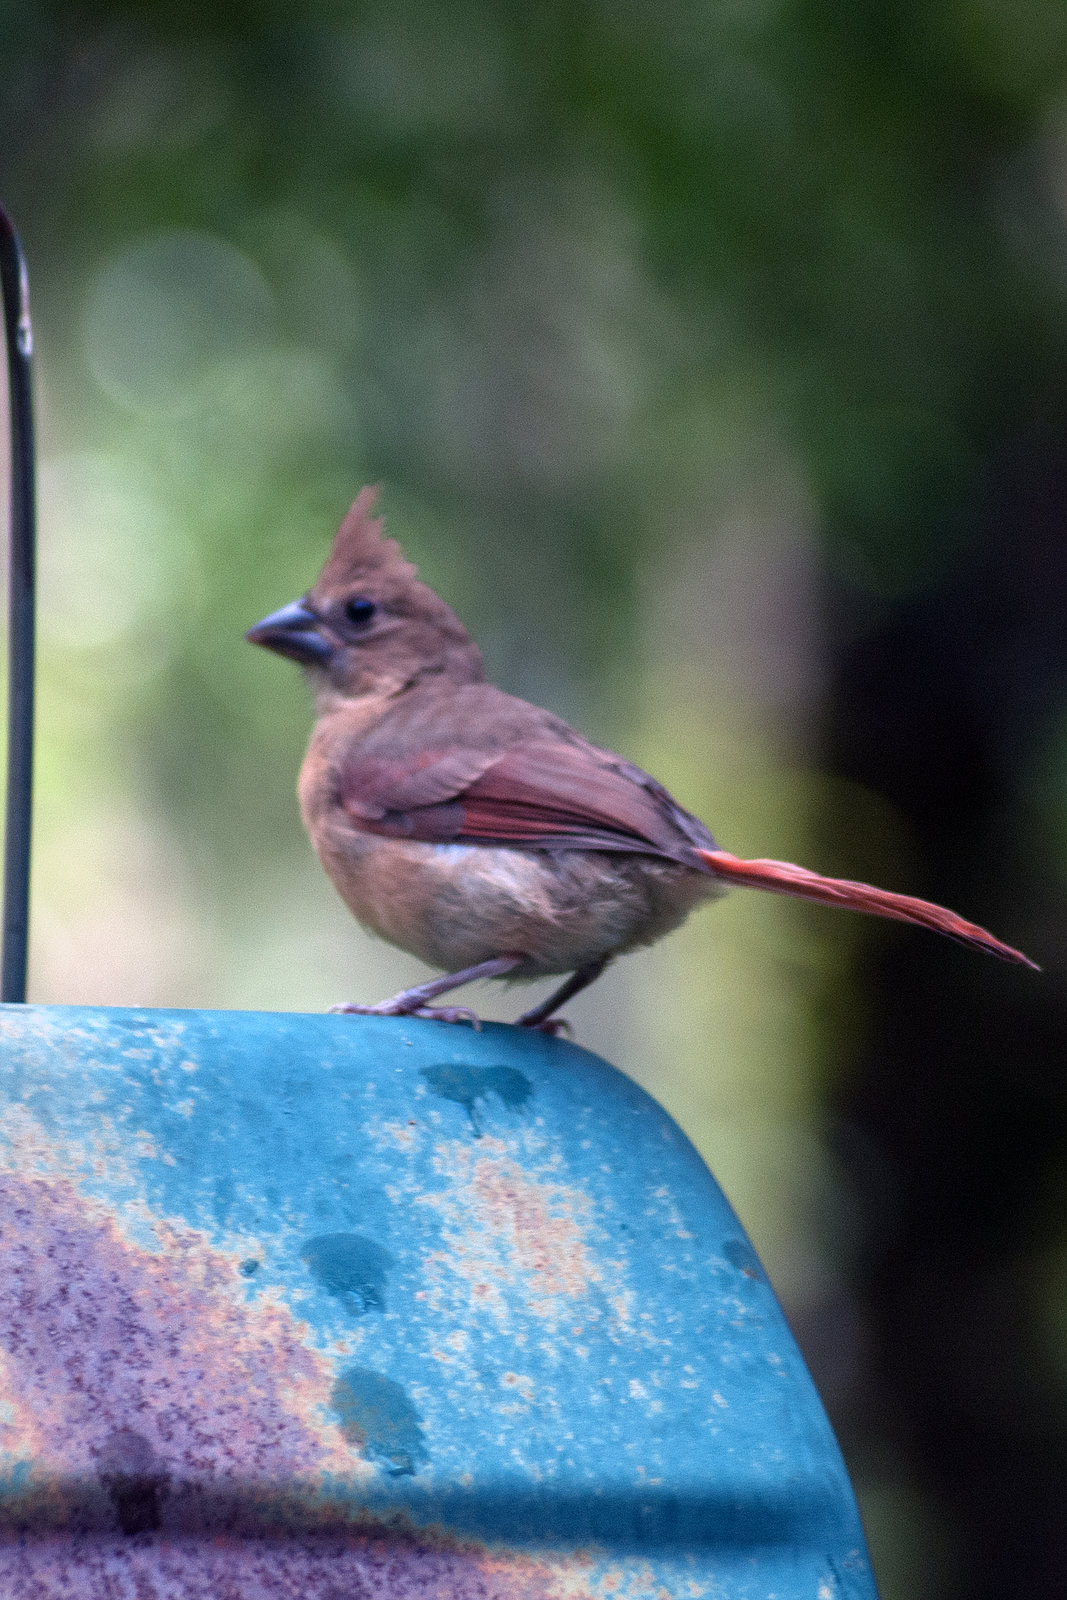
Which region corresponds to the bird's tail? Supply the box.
[695,849,1039,969]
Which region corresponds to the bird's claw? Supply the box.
[410,1004,482,1027]
[520,1016,573,1038]
[329,1001,482,1027]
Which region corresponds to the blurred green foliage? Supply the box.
[3,3,1067,1595]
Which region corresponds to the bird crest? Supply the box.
[314,486,418,593]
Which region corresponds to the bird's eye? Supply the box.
[343,597,376,628]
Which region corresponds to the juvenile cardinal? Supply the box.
[247,489,1037,1029]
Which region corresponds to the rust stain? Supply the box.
[0,1530,575,1597]
[540,1564,663,1600]
[0,1049,678,1597]
[422,1142,599,1323]
[0,1165,603,1596]
[0,1167,359,1488]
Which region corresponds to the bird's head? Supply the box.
[246,487,483,704]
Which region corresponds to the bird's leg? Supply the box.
[331,954,524,1027]
[516,957,609,1036]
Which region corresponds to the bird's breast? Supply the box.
[306,817,714,978]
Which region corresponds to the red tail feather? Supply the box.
[696,849,1039,970]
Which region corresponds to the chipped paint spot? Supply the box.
[422,1143,599,1322]
[500,1372,535,1404]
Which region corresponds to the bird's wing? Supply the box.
[339,744,503,821]
[458,741,715,856]
[334,694,1037,968]
[338,733,714,860]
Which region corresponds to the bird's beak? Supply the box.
[245,599,334,665]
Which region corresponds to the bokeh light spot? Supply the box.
[84,231,275,413]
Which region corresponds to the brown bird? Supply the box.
[247,489,1037,1030]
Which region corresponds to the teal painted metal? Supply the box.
[0,1004,877,1598]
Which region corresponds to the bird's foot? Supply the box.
[409,1004,482,1027]
[329,1000,482,1027]
[329,1000,396,1016]
[329,956,520,1027]
[519,1016,572,1038]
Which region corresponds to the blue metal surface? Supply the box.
[0,1004,877,1598]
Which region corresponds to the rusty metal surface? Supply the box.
[0,1004,877,1597]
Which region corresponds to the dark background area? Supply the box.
[3,4,1067,1593]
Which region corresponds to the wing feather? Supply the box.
[339,733,711,860]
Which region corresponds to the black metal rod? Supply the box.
[0,205,36,1003]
